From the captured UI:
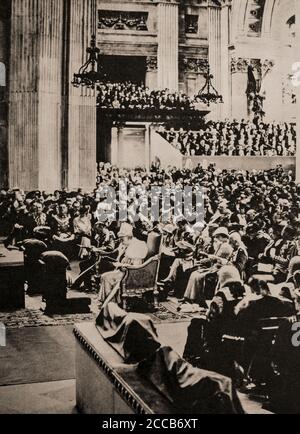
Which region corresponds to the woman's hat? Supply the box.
[213,227,229,238]
[175,240,194,253]
[117,223,133,238]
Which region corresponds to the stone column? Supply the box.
[111,127,118,166]
[220,0,231,120]
[296,0,300,182]
[230,58,248,119]
[8,0,64,191]
[208,0,221,119]
[66,0,97,191]
[144,124,151,170]
[157,0,179,91]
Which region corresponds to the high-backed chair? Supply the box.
[146,231,162,259]
[22,239,47,295]
[120,255,161,312]
[120,232,163,311]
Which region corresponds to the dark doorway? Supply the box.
[99,55,146,84]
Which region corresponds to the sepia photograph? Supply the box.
[0,0,300,418]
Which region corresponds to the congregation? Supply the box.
[1,163,300,411]
[97,81,206,111]
[158,121,296,157]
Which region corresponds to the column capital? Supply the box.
[146,56,158,71]
[231,57,275,75]
[181,57,208,74]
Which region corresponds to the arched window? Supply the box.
[0,62,5,87]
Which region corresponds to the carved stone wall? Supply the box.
[98,10,149,32]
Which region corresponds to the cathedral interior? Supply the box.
[0,0,300,416]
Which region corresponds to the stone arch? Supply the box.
[231,0,296,40]
[268,0,296,43]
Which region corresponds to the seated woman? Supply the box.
[51,204,75,259]
[73,205,92,259]
[183,266,245,380]
[180,228,234,307]
[158,240,196,298]
[98,223,148,306]
[208,265,246,339]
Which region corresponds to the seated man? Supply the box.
[98,223,148,306]
[4,202,31,247]
[27,202,51,241]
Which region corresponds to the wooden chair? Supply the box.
[120,254,161,312]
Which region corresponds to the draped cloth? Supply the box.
[96,303,160,364]
[137,346,244,414]
[96,303,245,414]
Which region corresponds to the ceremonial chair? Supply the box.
[22,239,47,295]
[120,233,163,312]
[40,251,91,315]
[146,231,162,259]
[120,255,161,312]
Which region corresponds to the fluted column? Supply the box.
[220,1,231,120]
[8,0,64,191]
[157,0,179,92]
[38,0,64,191]
[296,0,300,182]
[208,1,221,119]
[67,0,96,191]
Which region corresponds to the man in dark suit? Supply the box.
[235,279,295,334]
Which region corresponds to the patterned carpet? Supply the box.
[0,292,194,329]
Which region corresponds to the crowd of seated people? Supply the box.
[97,81,205,111]
[1,162,300,409]
[158,120,296,157]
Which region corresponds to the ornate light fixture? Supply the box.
[71,35,102,89]
[198,65,223,106]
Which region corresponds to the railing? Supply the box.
[97,108,210,124]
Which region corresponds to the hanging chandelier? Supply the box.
[198,65,223,106]
[71,34,103,89]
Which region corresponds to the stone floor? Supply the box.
[0,380,77,414]
[0,322,271,415]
